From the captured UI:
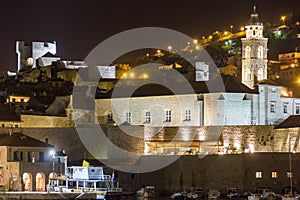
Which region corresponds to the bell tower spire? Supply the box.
[241,6,268,89]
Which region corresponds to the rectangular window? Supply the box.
[296,105,300,114]
[145,111,151,123]
[107,112,113,122]
[270,103,276,113]
[256,171,262,179]
[125,112,131,123]
[39,152,44,162]
[283,104,288,114]
[287,171,293,178]
[13,151,23,161]
[185,110,191,121]
[271,88,276,93]
[272,171,277,179]
[165,110,171,122]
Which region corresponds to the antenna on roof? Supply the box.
[9,126,12,135]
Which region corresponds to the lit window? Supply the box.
[125,112,131,123]
[287,171,293,178]
[246,68,251,81]
[185,110,191,121]
[272,171,277,179]
[270,103,276,113]
[283,105,288,114]
[257,68,264,80]
[165,110,171,122]
[256,171,262,178]
[107,112,113,122]
[258,46,264,59]
[245,46,251,59]
[145,111,151,123]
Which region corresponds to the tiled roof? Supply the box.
[0,109,21,122]
[274,115,300,129]
[256,79,282,86]
[0,133,53,147]
[97,74,257,99]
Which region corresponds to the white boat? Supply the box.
[137,186,155,199]
[186,192,198,199]
[208,189,220,199]
[227,188,240,199]
[49,166,122,199]
[170,192,185,200]
[248,194,260,200]
[282,194,298,200]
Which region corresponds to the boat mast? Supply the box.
[288,133,293,195]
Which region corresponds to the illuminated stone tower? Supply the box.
[241,6,268,89]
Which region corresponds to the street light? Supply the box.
[50,150,55,172]
[230,25,233,34]
[240,27,245,31]
[167,46,172,53]
[281,16,286,25]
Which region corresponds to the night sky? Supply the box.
[0,0,299,72]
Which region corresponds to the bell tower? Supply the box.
[241,6,268,89]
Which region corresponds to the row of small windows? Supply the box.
[255,171,292,179]
[106,110,192,124]
[1,123,19,128]
[244,46,264,59]
[249,26,263,30]
[12,151,45,162]
[270,103,300,114]
[281,71,300,76]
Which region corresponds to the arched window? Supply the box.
[49,172,57,179]
[257,68,264,80]
[22,173,32,192]
[36,172,45,191]
[258,46,264,59]
[245,46,251,59]
[246,68,251,81]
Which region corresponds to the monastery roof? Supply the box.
[274,115,300,129]
[0,109,21,122]
[256,79,282,86]
[97,74,257,99]
[0,133,53,147]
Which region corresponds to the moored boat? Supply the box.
[49,166,122,199]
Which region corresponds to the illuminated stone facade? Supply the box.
[241,7,268,89]
[95,86,300,127]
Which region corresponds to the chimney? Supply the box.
[45,138,48,144]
